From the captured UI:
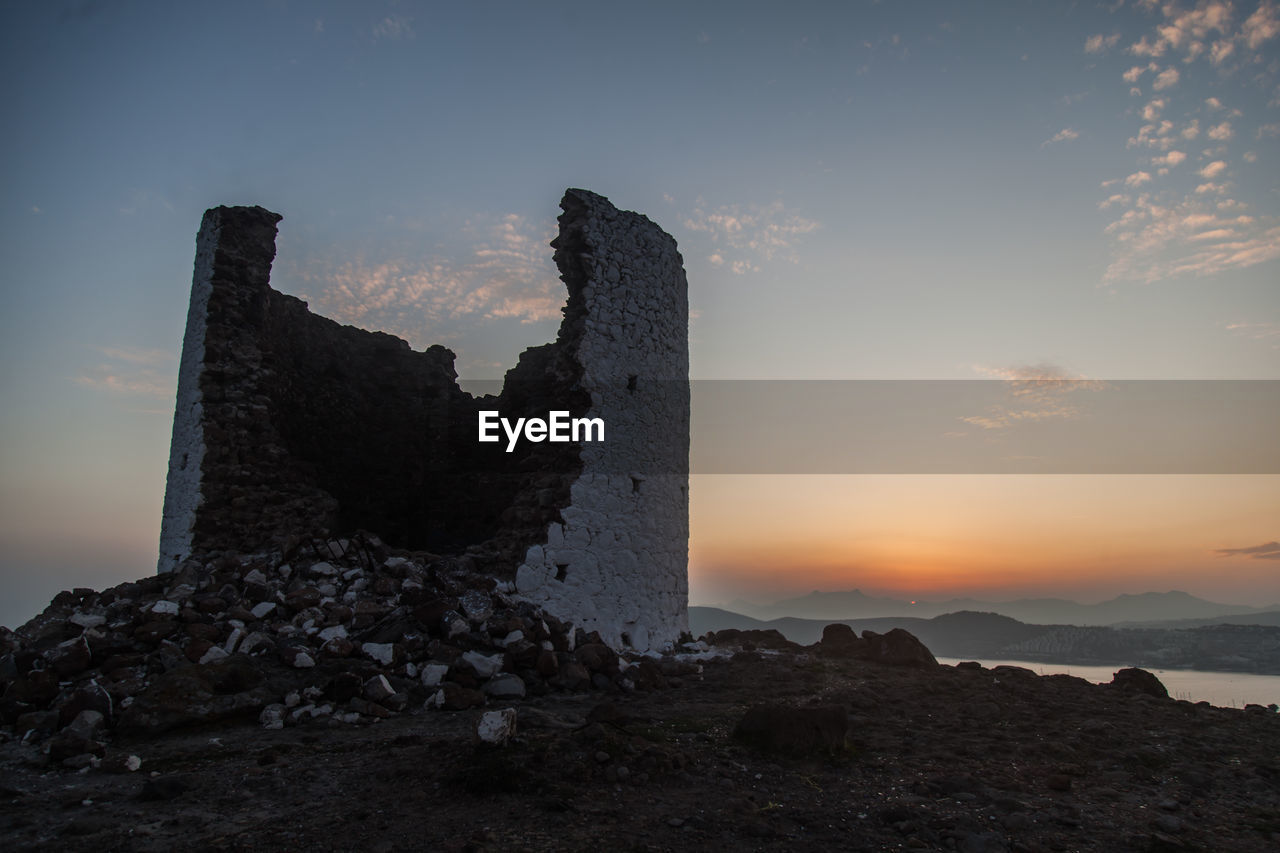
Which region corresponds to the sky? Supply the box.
[1,0,1278,629]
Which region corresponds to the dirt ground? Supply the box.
[2,649,1278,852]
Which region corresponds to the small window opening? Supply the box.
[555,563,569,582]
[626,375,638,392]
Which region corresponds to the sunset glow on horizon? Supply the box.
[689,474,1280,606]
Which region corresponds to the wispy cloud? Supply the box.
[302,214,563,349]
[1152,150,1187,167]
[1215,540,1280,560]
[1152,66,1180,90]
[680,199,819,274]
[1097,1,1280,285]
[372,15,413,41]
[1207,121,1234,140]
[1042,127,1080,146]
[1226,320,1280,347]
[1128,1,1233,60]
[1243,2,1280,49]
[961,364,1106,431]
[75,346,174,397]
[1085,32,1122,53]
[1199,160,1227,178]
[1103,194,1280,282]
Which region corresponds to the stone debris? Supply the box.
[0,536,691,766]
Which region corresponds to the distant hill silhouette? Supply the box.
[688,606,1280,674]
[730,589,1278,627]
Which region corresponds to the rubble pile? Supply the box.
[0,536,687,769]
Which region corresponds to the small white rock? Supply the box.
[420,663,449,687]
[475,708,518,745]
[461,650,504,679]
[198,646,229,665]
[361,642,396,666]
[69,612,106,630]
[251,601,277,620]
[150,600,179,617]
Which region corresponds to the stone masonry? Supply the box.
[159,190,690,651]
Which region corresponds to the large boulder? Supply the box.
[1109,667,1168,699]
[860,628,937,667]
[818,623,866,656]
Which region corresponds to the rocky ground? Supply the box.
[2,544,1279,851]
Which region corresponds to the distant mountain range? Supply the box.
[722,589,1280,627]
[689,606,1280,675]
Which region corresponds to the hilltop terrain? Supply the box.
[2,546,1278,850]
[1,629,1278,851]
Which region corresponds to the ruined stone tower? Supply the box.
[159,189,690,651]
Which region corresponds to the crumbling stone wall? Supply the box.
[159,190,689,651]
